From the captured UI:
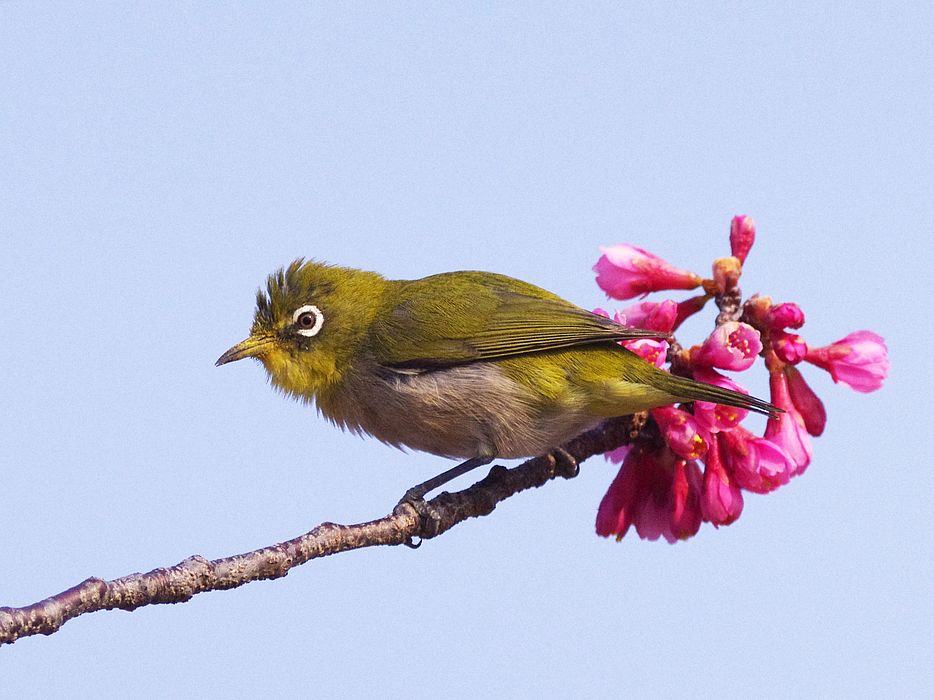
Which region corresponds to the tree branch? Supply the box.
[0,415,643,646]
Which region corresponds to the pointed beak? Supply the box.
[215,333,277,366]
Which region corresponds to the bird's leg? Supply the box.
[399,456,495,506]
[397,456,495,548]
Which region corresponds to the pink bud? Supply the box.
[691,368,750,433]
[622,338,670,368]
[652,406,709,460]
[615,299,678,332]
[773,331,808,364]
[764,370,812,475]
[784,365,826,436]
[805,330,889,393]
[669,459,703,541]
[711,256,742,295]
[765,302,805,330]
[692,321,763,371]
[701,436,744,526]
[729,215,756,264]
[672,294,710,330]
[595,244,702,300]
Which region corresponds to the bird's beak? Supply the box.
[215,333,277,366]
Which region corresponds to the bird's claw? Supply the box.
[396,491,443,542]
[551,447,579,479]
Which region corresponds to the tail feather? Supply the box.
[660,372,781,418]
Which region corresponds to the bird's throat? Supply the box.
[261,346,341,403]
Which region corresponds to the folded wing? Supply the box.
[370,271,666,370]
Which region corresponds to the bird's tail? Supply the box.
[657,371,780,418]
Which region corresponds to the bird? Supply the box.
[217,259,777,498]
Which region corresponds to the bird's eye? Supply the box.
[292,304,324,337]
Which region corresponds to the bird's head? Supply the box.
[216,259,387,401]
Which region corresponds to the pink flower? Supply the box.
[692,321,763,371]
[595,244,702,300]
[773,331,808,364]
[691,368,750,433]
[765,302,805,330]
[701,436,744,526]
[652,406,709,460]
[784,365,826,437]
[670,459,703,541]
[596,448,641,539]
[615,299,678,332]
[729,215,756,264]
[764,370,812,475]
[596,446,703,543]
[720,426,793,493]
[622,338,670,368]
[805,330,889,393]
[596,446,673,542]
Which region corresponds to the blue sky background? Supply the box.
[2,3,931,697]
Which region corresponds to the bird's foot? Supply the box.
[550,447,579,479]
[396,494,444,547]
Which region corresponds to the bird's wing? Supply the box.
[369,271,667,370]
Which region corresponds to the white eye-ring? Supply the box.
[292,304,324,337]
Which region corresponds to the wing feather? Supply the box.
[369,271,667,370]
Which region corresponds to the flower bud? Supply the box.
[764,369,812,475]
[615,299,678,332]
[765,302,805,330]
[670,459,703,541]
[773,331,808,364]
[784,365,826,436]
[711,256,742,295]
[595,244,702,300]
[672,294,710,330]
[804,330,889,393]
[701,436,744,526]
[729,215,756,264]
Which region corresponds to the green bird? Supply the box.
[217,260,776,494]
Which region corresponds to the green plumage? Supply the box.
[370,271,666,369]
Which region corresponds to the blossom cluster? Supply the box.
[593,216,889,543]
